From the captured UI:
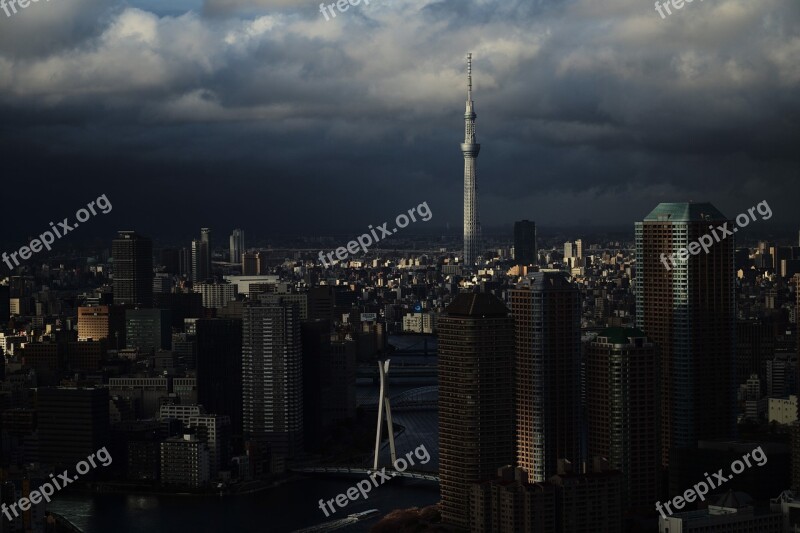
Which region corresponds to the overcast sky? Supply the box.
[1,0,798,246]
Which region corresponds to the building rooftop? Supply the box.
[444,293,508,317]
[642,202,727,222]
[597,327,646,344]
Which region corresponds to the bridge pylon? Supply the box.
[372,359,397,471]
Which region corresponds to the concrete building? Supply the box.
[108,377,169,419]
[77,305,126,347]
[769,395,798,425]
[659,491,782,532]
[193,281,237,309]
[160,434,210,487]
[189,414,231,478]
[402,312,435,334]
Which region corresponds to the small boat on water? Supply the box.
[349,509,379,520]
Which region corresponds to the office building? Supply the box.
[229,228,244,264]
[513,220,537,266]
[37,387,110,470]
[586,327,658,511]
[78,305,126,347]
[511,272,582,482]
[196,319,243,435]
[108,377,170,419]
[242,301,303,457]
[438,293,515,528]
[112,231,153,307]
[636,203,736,466]
[126,308,171,353]
[461,53,481,266]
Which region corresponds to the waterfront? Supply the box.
[48,339,439,533]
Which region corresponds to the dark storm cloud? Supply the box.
[0,0,798,247]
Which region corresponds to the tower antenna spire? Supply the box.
[467,53,473,101]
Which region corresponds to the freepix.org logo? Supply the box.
[2,194,112,271]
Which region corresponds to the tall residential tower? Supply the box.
[461,53,481,266]
[635,202,735,467]
[438,293,515,528]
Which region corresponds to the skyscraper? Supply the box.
[461,53,481,266]
[242,299,303,457]
[192,228,212,282]
[438,293,515,528]
[112,231,153,307]
[586,327,658,511]
[513,220,537,265]
[511,271,582,482]
[635,202,735,466]
[229,228,244,264]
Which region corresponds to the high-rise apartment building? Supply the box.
[438,293,515,528]
[229,228,244,264]
[513,220,537,265]
[635,202,735,466]
[511,271,582,482]
[112,231,153,307]
[242,301,303,457]
[586,327,658,511]
[461,53,481,266]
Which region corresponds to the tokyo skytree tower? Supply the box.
[461,53,481,266]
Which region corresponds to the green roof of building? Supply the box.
[598,327,646,344]
[642,202,727,222]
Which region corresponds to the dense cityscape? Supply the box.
[2,0,799,531]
